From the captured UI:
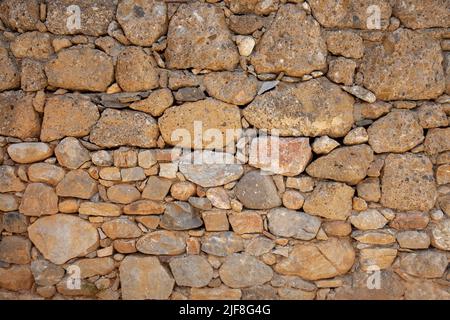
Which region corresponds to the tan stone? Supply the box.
[393,0,450,29]
[170,181,196,201]
[430,219,450,251]
[0,236,31,264]
[326,31,364,58]
[101,218,142,240]
[389,212,430,230]
[55,137,90,169]
[113,148,138,168]
[79,202,121,217]
[227,14,264,35]
[123,200,165,215]
[11,32,53,60]
[130,88,173,117]
[354,102,392,121]
[0,166,25,193]
[267,208,321,240]
[356,178,381,203]
[327,57,356,86]
[7,143,52,164]
[142,176,172,200]
[225,0,278,15]
[424,128,450,155]
[136,216,160,230]
[312,136,340,155]
[202,210,230,232]
[282,190,304,210]
[0,48,20,92]
[0,0,40,31]
[397,231,431,249]
[359,248,397,271]
[206,187,231,210]
[136,230,186,255]
[322,221,352,237]
[229,211,263,234]
[0,265,34,291]
[19,183,58,217]
[437,165,450,185]
[0,194,19,212]
[416,102,448,129]
[235,170,281,210]
[190,286,241,300]
[350,209,388,230]
[56,170,98,199]
[113,239,136,254]
[73,257,115,278]
[219,254,273,288]
[107,184,140,204]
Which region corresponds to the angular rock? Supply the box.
[123,200,165,215]
[396,231,430,249]
[7,143,52,164]
[360,29,445,100]
[249,137,312,176]
[206,187,231,210]
[165,2,239,71]
[117,0,167,46]
[90,109,159,148]
[78,202,121,217]
[0,166,25,193]
[393,0,450,29]
[160,201,203,230]
[251,5,327,77]
[326,31,364,59]
[0,265,33,291]
[0,236,31,264]
[203,71,259,105]
[359,248,397,271]
[136,230,186,255]
[55,137,90,169]
[235,170,281,210]
[381,153,437,211]
[0,194,18,212]
[28,214,99,264]
[243,78,354,137]
[19,183,58,217]
[41,95,100,141]
[267,208,321,240]
[312,136,340,154]
[201,232,244,257]
[20,59,47,92]
[101,218,142,240]
[416,102,448,129]
[30,260,65,286]
[303,181,354,220]
[107,184,140,205]
[306,145,373,185]
[245,237,275,257]
[275,238,355,280]
[400,251,448,278]
[219,254,273,288]
[28,163,65,186]
[349,209,388,230]
[430,219,450,251]
[327,57,357,86]
[46,0,116,36]
[389,212,430,230]
[2,212,28,234]
[45,48,114,92]
[424,128,450,155]
[356,178,381,203]
[10,32,53,60]
[73,257,115,279]
[169,255,213,288]
[0,48,20,91]
[119,255,174,300]
[130,88,173,117]
[56,170,98,199]
[142,176,172,200]
[202,210,229,232]
[0,0,40,31]
[229,211,263,234]
[158,98,241,149]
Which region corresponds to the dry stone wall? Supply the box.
[0,0,449,300]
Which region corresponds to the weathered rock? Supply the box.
[119,255,174,300]
[312,136,340,154]
[41,95,99,141]
[397,231,430,249]
[45,48,114,92]
[55,137,90,169]
[227,14,264,34]
[367,110,424,153]
[359,248,397,270]
[0,236,31,264]
[400,251,448,278]
[7,143,52,164]
[327,57,357,86]
[225,0,278,15]
[19,183,58,217]
[202,210,229,232]
[282,190,304,210]
[123,200,165,215]
[20,59,47,92]
[326,31,364,59]
[107,184,141,204]
[251,5,327,77]
[0,194,18,212]
[28,214,99,264]
[353,231,396,245]
[229,211,263,234]
[360,29,445,100]
[201,232,244,257]
[130,88,173,117]
[306,145,373,185]
[78,202,121,217]
[350,209,388,230]
[1,212,27,234]
[190,286,242,300]
[204,71,259,105]
[30,260,65,286]
[206,187,231,210]
[381,153,437,211]
[170,182,196,202]
[356,178,381,203]
[27,164,63,188]
[46,0,116,36]
[117,0,167,46]
[322,221,352,237]
[275,238,355,280]
[158,98,241,149]
[249,137,312,176]
[303,182,354,220]
[0,48,20,92]
[243,79,354,137]
[0,265,34,291]
[169,255,213,288]
[179,151,244,188]
[393,0,450,29]
[424,128,450,155]
[389,212,430,230]
[416,102,449,129]
[430,219,450,251]
[11,32,53,60]
[267,208,321,240]
[160,201,203,230]
[219,254,273,288]
[0,166,25,193]
[404,279,450,300]
[0,0,40,31]
[165,2,239,71]
[308,0,392,29]
[73,257,115,278]
[116,46,159,92]
[235,170,281,210]
[0,91,40,139]
[142,176,172,200]
[136,230,186,255]
[90,109,159,148]
[101,218,142,240]
[56,170,98,199]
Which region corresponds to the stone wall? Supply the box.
[0,0,449,300]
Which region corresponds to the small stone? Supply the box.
[31,260,64,286]
[350,209,388,230]
[107,184,140,204]
[327,57,356,86]
[236,35,255,56]
[55,137,90,169]
[206,187,231,210]
[235,170,281,210]
[356,178,381,203]
[326,31,364,59]
[137,150,157,169]
[0,236,31,264]
[229,211,263,234]
[73,257,115,278]
[56,170,98,199]
[99,167,121,181]
[342,86,376,103]
[121,167,146,182]
[343,127,368,145]
[201,232,244,257]
[416,102,448,129]
[142,176,172,201]
[312,136,340,154]
[159,163,178,179]
[113,148,137,168]
[169,255,213,288]
[130,88,174,117]
[424,128,450,156]
[397,231,430,249]
[399,251,448,278]
[7,143,52,164]
[430,219,450,251]
[354,102,392,121]
[282,190,304,210]
[0,194,18,212]
[437,165,450,185]
[79,202,121,217]
[136,230,186,255]
[267,208,321,240]
[101,218,142,240]
[227,14,264,35]
[123,200,165,215]
[160,201,203,230]
[219,254,273,288]
[245,237,275,257]
[190,286,241,300]
[19,183,58,217]
[353,231,396,245]
[170,182,196,201]
[20,59,47,92]
[91,151,113,167]
[202,210,230,232]
[28,214,99,264]
[359,248,397,271]
[392,0,450,29]
[58,199,80,213]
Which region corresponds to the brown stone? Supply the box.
[101,218,142,240]
[7,142,52,164]
[170,182,196,201]
[142,176,172,201]
[201,232,244,257]
[229,211,263,234]
[19,183,58,217]
[56,170,98,199]
[169,255,213,288]
[282,190,305,210]
[219,254,273,288]
[20,59,46,92]
[0,194,18,212]
[396,231,431,249]
[0,0,40,31]
[79,202,121,217]
[322,221,352,237]
[123,200,165,215]
[356,178,381,203]
[359,248,397,271]
[31,259,65,286]
[55,137,90,169]
[327,57,356,86]
[416,102,448,129]
[107,184,140,205]
[430,219,450,251]
[326,31,364,59]
[27,163,64,186]
[424,128,450,155]
[267,208,321,240]
[0,265,33,291]
[0,48,20,92]
[190,286,241,300]
[349,209,388,230]
[225,0,278,15]
[202,210,230,232]
[0,166,25,193]
[235,170,281,210]
[227,14,264,35]
[130,88,173,117]
[136,230,186,255]
[0,236,31,264]
[389,212,430,230]
[73,257,115,278]
[160,201,203,231]
[11,32,53,60]
[393,0,450,29]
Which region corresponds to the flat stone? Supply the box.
[235,170,281,210]
[117,0,167,46]
[206,187,231,210]
[30,260,65,286]
[10,32,53,60]
[245,237,275,257]
[160,201,203,230]
[90,109,159,148]
[203,71,259,105]
[158,98,241,149]
[0,48,20,91]
[56,170,98,199]
[78,202,121,217]
[267,208,321,240]
[116,46,159,92]
[201,232,244,257]
[396,231,430,249]
[46,0,116,36]
[27,164,63,188]
[360,29,445,100]
[73,257,115,278]
[0,0,40,31]
[28,214,99,265]
[136,230,186,255]
[303,181,354,220]
[165,2,239,71]
[55,137,90,169]
[169,255,213,288]
[101,218,142,240]
[119,255,174,300]
[0,236,31,264]
[130,88,174,117]
[349,209,388,230]
[275,238,355,280]
[91,150,113,167]
[393,0,450,29]
[243,78,354,137]
[389,212,430,230]
[359,248,397,271]
[19,183,58,217]
[322,221,352,237]
[249,137,312,176]
[251,4,327,77]
[342,86,376,103]
[179,150,244,188]
[45,48,114,92]
[229,211,264,234]
[219,254,273,288]
[381,153,437,211]
[353,231,396,245]
[7,143,52,164]
[306,145,373,185]
[202,210,229,232]
[190,286,242,300]
[41,95,99,141]
[400,251,448,278]
[430,219,450,251]
[123,200,165,215]
[107,184,140,205]
[0,91,40,139]
[0,265,33,291]
[142,177,173,200]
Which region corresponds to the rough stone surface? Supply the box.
[204,72,259,105]
[160,201,203,231]
[169,255,213,288]
[393,0,450,29]
[235,170,281,210]
[55,137,90,169]
[267,208,321,240]
[219,254,273,288]
[56,170,98,199]
[19,183,58,217]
